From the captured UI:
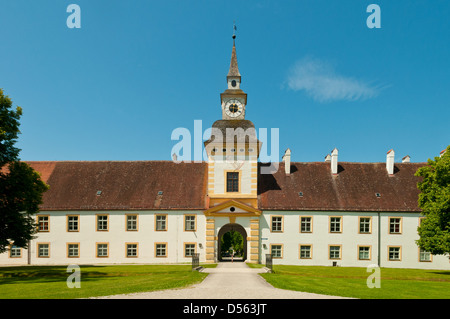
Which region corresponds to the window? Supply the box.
[96,215,108,231]
[329,245,341,259]
[67,243,79,258]
[184,243,196,257]
[419,248,432,262]
[37,215,49,232]
[37,243,49,258]
[97,243,109,257]
[67,215,79,232]
[358,246,371,260]
[185,215,196,231]
[271,216,283,232]
[389,218,402,234]
[155,215,167,231]
[359,217,371,234]
[126,215,138,231]
[271,244,283,258]
[155,243,167,257]
[330,217,342,233]
[126,244,138,257]
[9,246,21,258]
[226,172,239,192]
[300,245,312,259]
[300,217,312,233]
[388,246,401,261]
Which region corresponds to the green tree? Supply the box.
[415,145,450,255]
[0,88,48,253]
[221,230,244,255]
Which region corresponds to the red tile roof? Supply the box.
[26,161,207,211]
[258,162,424,212]
[25,160,424,212]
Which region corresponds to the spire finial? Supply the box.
[232,21,237,40]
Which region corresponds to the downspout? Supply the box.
[27,240,31,265]
[377,212,381,267]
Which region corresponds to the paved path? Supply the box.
[94,262,350,299]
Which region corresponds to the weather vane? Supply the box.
[232,21,237,39]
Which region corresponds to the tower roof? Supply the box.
[227,38,241,78]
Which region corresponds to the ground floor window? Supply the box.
[419,248,432,262]
[299,245,312,259]
[67,243,79,257]
[184,243,196,257]
[271,244,283,258]
[9,246,21,258]
[126,243,138,257]
[329,245,341,259]
[97,243,109,257]
[358,246,371,260]
[155,243,167,257]
[389,246,401,261]
[37,243,49,258]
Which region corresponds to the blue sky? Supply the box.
[1,0,449,163]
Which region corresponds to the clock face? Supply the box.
[225,99,243,118]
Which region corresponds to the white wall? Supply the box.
[260,211,449,270]
[0,211,206,265]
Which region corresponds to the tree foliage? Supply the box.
[415,145,450,255]
[0,89,49,253]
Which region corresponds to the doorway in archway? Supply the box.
[218,223,247,262]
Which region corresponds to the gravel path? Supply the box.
[93,262,351,299]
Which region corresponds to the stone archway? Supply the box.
[217,223,247,262]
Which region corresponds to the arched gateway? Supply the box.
[218,223,247,261]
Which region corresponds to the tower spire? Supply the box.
[227,23,241,80]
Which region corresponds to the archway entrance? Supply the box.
[218,223,247,262]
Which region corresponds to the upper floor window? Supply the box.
[126,215,138,231]
[300,217,312,233]
[330,217,342,233]
[96,215,108,231]
[389,218,402,234]
[67,215,79,232]
[226,172,239,192]
[37,215,49,232]
[185,215,196,231]
[271,216,283,232]
[155,215,167,231]
[359,217,371,234]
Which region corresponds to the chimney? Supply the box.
[402,155,410,163]
[282,148,291,175]
[324,154,331,162]
[331,148,338,175]
[386,149,395,175]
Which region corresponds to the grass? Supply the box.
[0,264,216,299]
[249,264,450,299]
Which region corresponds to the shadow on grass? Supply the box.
[0,265,114,285]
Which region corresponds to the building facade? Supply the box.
[1,37,448,270]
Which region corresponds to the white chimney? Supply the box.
[324,154,331,162]
[386,149,395,175]
[402,155,410,163]
[331,148,338,175]
[282,148,291,175]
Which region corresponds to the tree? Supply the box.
[415,145,450,256]
[0,88,48,253]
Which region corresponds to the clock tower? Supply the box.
[221,34,247,120]
[203,33,263,264]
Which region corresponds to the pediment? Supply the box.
[204,199,261,216]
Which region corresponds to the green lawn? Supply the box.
[251,264,450,299]
[0,264,215,299]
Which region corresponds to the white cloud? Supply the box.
[286,56,381,102]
